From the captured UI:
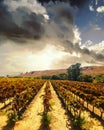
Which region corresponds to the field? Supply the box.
[0,78,104,130]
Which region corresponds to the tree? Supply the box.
[41,75,51,79]
[58,73,68,80]
[67,63,81,81]
[78,74,92,82]
[93,74,104,83]
[51,75,60,80]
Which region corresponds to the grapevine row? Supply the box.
[51,80,104,120]
[0,78,45,122]
[40,81,52,130]
[51,80,104,110]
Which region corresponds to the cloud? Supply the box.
[0,0,77,44]
[95,0,98,5]
[0,0,47,40]
[96,6,104,13]
[63,40,104,62]
[80,40,104,64]
[43,2,78,43]
[53,53,104,69]
[0,0,104,76]
[88,41,104,53]
[83,40,93,47]
[89,5,94,11]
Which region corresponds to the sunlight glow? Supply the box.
[26,45,67,71]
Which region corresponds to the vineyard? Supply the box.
[0,78,104,130]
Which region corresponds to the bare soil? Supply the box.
[13,82,46,130]
[49,81,73,130]
[0,99,12,130]
[0,113,7,130]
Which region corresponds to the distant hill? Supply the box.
[20,69,67,77]
[20,66,104,77]
[81,66,104,75]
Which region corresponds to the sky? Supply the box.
[0,0,104,76]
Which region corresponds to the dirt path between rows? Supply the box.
[13,82,46,130]
[0,113,7,130]
[0,100,12,130]
[49,81,73,130]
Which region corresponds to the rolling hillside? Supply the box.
[81,66,104,75]
[20,66,104,77]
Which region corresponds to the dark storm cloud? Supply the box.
[0,0,4,3]
[69,0,88,7]
[51,3,73,24]
[44,2,75,43]
[0,1,44,41]
[0,0,87,42]
[38,0,88,7]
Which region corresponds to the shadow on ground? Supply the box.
[38,124,50,130]
[2,122,15,130]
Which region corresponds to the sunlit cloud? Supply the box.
[96,6,104,13]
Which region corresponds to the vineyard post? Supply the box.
[82,99,84,107]
[77,96,79,100]
[73,93,75,99]
[92,105,94,113]
[100,108,104,119]
[69,105,71,113]
[73,93,74,98]
[75,94,77,100]
[74,94,76,100]
[87,102,89,109]
[65,96,68,111]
